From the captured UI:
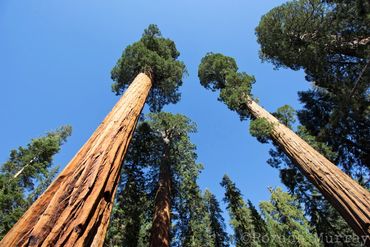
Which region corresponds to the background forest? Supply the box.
[0,0,369,246]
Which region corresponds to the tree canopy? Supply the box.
[0,125,72,240]
[260,187,322,247]
[111,24,187,112]
[198,53,255,120]
[106,112,213,247]
[221,175,258,247]
[256,0,370,172]
[204,189,229,247]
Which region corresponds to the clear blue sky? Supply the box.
[0,0,309,232]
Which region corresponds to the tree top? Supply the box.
[198,53,255,120]
[111,24,186,112]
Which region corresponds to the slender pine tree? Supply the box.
[198,53,370,239]
[0,125,72,240]
[204,189,229,247]
[221,175,259,247]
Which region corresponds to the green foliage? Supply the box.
[178,187,214,247]
[198,53,255,120]
[265,113,360,246]
[0,125,72,239]
[111,24,186,112]
[198,53,238,91]
[256,0,369,70]
[204,190,230,247]
[264,103,364,245]
[247,200,268,244]
[310,199,363,247]
[249,118,273,144]
[257,1,369,237]
[256,0,330,70]
[106,113,211,247]
[297,88,370,177]
[147,112,196,140]
[219,72,255,120]
[106,121,158,247]
[260,187,322,247]
[297,126,337,162]
[273,105,296,129]
[256,0,370,175]
[106,162,150,247]
[221,175,259,247]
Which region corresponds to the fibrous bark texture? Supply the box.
[246,98,370,241]
[150,144,172,247]
[0,73,152,247]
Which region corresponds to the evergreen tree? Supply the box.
[144,112,213,247]
[256,5,370,242]
[106,112,209,247]
[204,189,229,247]
[221,175,258,247]
[255,0,370,179]
[105,162,150,247]
[267,105,362,247]
[247,200,268,244]
[198,53,370,239]
[1,24,186,246]
[259,187,322,247]
[105,120,161,247]
[176,183,214,247]
[0,125,72,240]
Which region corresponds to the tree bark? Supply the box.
[0,73,152,247]
[246,97,370,241]
[150,143,172,247]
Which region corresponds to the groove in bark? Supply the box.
[150,143,172,247]
[246,97,370,242]
[0,73,153,247]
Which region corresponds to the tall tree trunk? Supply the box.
[246,97,370,240]
[150,144,172,247]
[0,73,152,247]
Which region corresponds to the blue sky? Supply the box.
[0,0,309,233]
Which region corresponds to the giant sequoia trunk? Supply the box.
[150,143,172,247]
[0,73,152,247]
[246,97,370,240]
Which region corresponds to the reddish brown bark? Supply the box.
[0,73,152,247]
[246,97,370,240]
[150,144,172,247]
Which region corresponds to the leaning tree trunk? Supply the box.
[246,97,370,241]
[0,73,152,247]
[150,144,172,247]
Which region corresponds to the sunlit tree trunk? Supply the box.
[246,97,370,240]
[0,73,152,247]
[150,143,172,247]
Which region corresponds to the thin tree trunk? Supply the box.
[150,144,172,247]
[246,97,370,241]
[0,73,152,247]
[13,157,36,179]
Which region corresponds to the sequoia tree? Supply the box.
[198,53,370,239]
[0,24,185,247]
[255,0,369,243]
[106,113,211,247]
[255,0,370,176]
[145,112,197,247]
[268,105,361,246]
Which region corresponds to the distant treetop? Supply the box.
[198,53,255,120]
[111,24,186,112]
